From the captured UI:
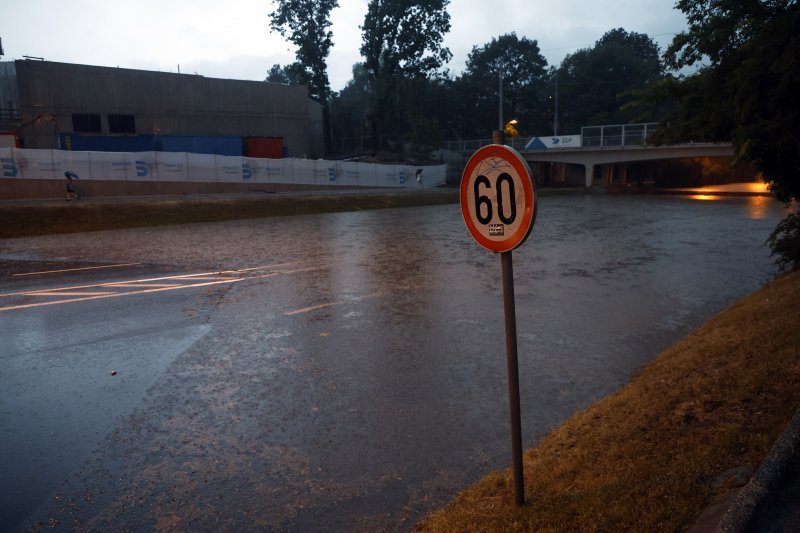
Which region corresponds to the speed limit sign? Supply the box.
[460,143,537,506]
[460,144,537,252]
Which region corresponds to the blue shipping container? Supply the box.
[60,133,157,152]
[159,135,243,156]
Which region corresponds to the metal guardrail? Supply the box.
[445,123,660,153]
[580,123,658,148]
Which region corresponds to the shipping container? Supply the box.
[0,131,21,148]
[60,133,157,152]
[160,135,243,156]
[244,136,283,159]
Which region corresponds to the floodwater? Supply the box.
[0,191,789,531]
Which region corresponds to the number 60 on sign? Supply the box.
[460,144,538,253]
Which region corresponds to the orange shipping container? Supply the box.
[245,137,283,159]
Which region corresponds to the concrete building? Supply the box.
[0,59,323,157]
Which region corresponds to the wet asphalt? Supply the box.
[0,193,789,531]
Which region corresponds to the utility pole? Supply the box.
[553,70,559,137]
[499,73,504,131]
[497,73,505,145]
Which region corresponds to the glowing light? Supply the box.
[691,194,718,201]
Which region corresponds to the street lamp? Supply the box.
[504,119,519,139]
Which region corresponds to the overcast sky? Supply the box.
[2,0,688,91]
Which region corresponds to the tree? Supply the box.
[266,64,290,84]
[360,0,452,151]
[457,33,549,138]
[265,63,305,85]
[269,0,338,103]
[651,0,800,269]
[269,0,339,152]
[557,29,663,132]
[330,63,372,153]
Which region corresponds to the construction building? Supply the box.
[0,59,324,158]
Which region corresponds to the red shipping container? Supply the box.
[245,137,283,159]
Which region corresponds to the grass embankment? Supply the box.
[0,190,458,238]
[418,270,800,532]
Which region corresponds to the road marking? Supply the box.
[11,263,143,277]
[0,263,307,298]
[284,301,338,316]
[283,291,387,316]
[0,276,272,312]
[104,282,187,288]
[0,262,322,312]
[22,291,119,297]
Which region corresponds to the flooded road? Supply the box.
[0,192,788,531]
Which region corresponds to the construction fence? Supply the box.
[0,148,445,199]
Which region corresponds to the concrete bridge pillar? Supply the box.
[584,164,594,187]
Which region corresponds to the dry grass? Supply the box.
[417,270,800,532]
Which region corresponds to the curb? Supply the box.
[717,409,800,532]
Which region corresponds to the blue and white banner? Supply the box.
[525,135,582,150]
[0,147,446,188]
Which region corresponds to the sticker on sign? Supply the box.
[460,144,537,253]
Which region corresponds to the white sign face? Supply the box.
[460,144,537,253]
[524,135,581,150]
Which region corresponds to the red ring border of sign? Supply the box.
[460,144,538,253]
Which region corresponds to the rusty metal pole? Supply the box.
[501,250,525,506]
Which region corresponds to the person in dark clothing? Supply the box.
[65,170,80,201]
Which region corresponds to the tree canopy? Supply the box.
[651,0,800,269]
[456,33,549,138]
[359,0,452,151]
[557,28,663,132]
[269,0,339,104]
[265,63,306,85]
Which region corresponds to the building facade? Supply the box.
[0,60,323,158]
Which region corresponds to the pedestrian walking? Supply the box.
[64,170,80,201]
[416,168,424,189]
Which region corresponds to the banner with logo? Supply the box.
[0,147,446,188]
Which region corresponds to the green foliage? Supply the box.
[664,0,794,69]
[658,0,800,201]
[266,64,290,84]
[330,63,371,153]
[404,115,443,161]
[456,33,549,137]
[558,28,664,132]
[649,0,799,268]
[767,213,800,272]
[269,0,339,103]
[265,63,306,86]
[360,0,452,150]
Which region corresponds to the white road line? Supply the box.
[0,263,314,298]
[284,291,387,316]
[103,282,189,288]
[0,274,278,312]
[11,263,143,277]
[22,291,118,297]
[284,301,338,316]
[0,263,325,312]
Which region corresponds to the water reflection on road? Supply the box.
[0,192,789,530]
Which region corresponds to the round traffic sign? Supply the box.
[460,144,537,252]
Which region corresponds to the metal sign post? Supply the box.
[502,250,525,505]
[460,144,537,506]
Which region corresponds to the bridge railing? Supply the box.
[581,123,658,148]
[445,123,659,153]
